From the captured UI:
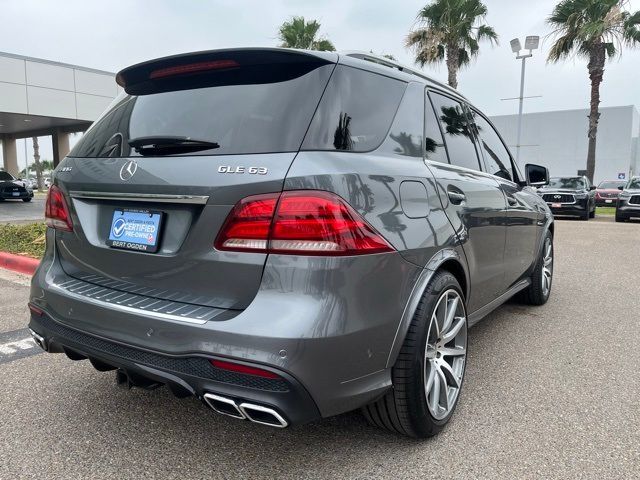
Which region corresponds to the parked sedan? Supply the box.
[595,180,626,207]
[0,171,34,202]
[537,176,596,220]
[616,177,640,222]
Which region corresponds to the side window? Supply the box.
[424,90,448,164]
[377,82,424,157]
[302,65,407,152]
[429,92,481,171]
[471,110,514,181]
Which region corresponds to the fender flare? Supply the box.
[385,247,469,369]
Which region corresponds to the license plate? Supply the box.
[605,199,613,203]
[12,192,19,197]
[551,203,561,208]
[106,209,163,253]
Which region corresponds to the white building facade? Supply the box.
[491,105,640,184]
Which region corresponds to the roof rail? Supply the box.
[341,51,465,99]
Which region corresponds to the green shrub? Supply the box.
[0,223,47,258]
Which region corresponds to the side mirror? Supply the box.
[589,185,597,191]
[618,186,624,191]
[525,163,548,187]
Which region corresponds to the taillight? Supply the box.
[149,60,240,80]
[45,185,73,231]
[215,191,394,256]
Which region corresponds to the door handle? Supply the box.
[447,188,466,205]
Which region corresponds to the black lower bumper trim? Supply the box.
[29,313,321,425]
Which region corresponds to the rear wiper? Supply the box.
[128,136,220,155]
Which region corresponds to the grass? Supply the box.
[596,207,616,216]
[0,222,47,259]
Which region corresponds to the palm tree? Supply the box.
[547,0,640,183]
[277,16,336,51]
[31,137,44,191]
[405,0,498,89]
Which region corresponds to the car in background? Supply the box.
[595,180,626,206]
[537,176,596,220]
[615,176,640,222]
[0,170,34,202]
[44,177,51,188]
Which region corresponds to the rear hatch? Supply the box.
[54,49,336,310]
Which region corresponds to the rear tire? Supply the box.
[362,270,467,438]
[518,230,553,306]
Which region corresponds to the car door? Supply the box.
[470,108,539,289]
[426,90,507,313]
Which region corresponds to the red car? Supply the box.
[595,180,626,206]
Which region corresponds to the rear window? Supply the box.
[302,65,406,152]
[0,171,14,181]
[69,63,334,158]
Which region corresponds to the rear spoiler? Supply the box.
[116,48,337,95]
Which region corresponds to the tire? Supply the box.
[615,213,626,223]
[581,208,589,221]
[589,208,595,218]
[518,230,553,306]
[362,270,467,438]
[22,197,32,203]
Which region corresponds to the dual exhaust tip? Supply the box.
[203,393,288,428]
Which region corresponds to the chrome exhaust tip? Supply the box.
[28,328,46,351]
[239,402,289,428]
[203,393,245,420]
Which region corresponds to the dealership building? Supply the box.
[491,105,640,184]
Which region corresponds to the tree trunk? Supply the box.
[445,44,459,89]
[32,137,44,191]
[585,44,605,184]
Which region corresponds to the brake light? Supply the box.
[210,359,281,379]
[45,185,73,231]
[215,191,394,256]
[149,60,240,79]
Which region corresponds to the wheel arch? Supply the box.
[385,248,469,369]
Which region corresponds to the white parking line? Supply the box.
[0,329,43,365]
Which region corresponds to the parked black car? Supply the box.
[0,171,34,202]
[538,176,596,220]
[616,176,640,222]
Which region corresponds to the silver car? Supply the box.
[29,49,554,438]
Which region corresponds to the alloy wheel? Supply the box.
[424,289,467,420]
[542,237,553,297]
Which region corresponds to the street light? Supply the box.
[511,35,539,164]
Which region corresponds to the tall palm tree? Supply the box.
[277,16,336,51]
[31,137,44,191]
[547,0,640,183]
[405,0,498,89]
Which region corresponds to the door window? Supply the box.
[471,110,514,181]
[428,92,481,171]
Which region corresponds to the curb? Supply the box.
[0,252,39,276]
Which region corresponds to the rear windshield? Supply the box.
[0,171,14,181]
[598,181,625,189]
[547,177,586,189]
[69,64,334,158]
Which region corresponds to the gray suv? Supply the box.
[29,49,554,438]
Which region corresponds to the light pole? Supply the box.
[510,36,539,164]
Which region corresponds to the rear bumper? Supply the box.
[29,310,321,425]
[30,229,422,423]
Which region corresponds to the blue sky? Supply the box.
[2,0,640,166]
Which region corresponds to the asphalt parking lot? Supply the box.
[0,196,45,223]
[0,218,638,479]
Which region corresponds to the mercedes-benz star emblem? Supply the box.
[119,160,138,181]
